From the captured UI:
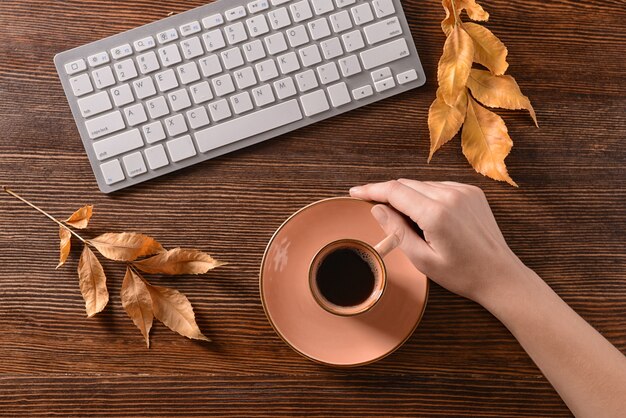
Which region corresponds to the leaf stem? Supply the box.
[3,186,88,244]
[451,0,459,26]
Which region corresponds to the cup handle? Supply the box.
[374,234,399,259]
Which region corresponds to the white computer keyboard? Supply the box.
[55,0,426,193]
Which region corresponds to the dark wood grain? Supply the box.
[0,0,624,416]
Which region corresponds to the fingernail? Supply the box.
[349,186,362,195]
[371,205,388,225]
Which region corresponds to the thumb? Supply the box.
[371,205,436,276]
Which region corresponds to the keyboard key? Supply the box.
[177,62,201,84]
[202,14,224,29]
[212,74,236,96]
[180,36,205,59]
[268,7,291,30]
[144,145,169,169]
[338,54,361,77]
[300,89,330,116]
[85,111,125,139]
[351,3,374,24]
[208,99,232,121]
[286,25,309,47]
[364,16,402,45]
[165,114,189,136]
[158,44,182,67]
[255,59,279,81]
[124,103,148,126]
[360,38,409,70]
[142,121,166,143]
[290,0,313,22]
[70,74,94,97]
[111,44,133,59]
[93,129,144,161]
[320,37,343,59]
[168,89,192,111]
[248,0,270,13]
[371,66,392,82]
[111,83,134,106]
[180,21,202,36]
[352,84,373,99]
[252,84,276,107]
[134,36,156,52]
[342,30,365,52]
[155,69,179,92]
[299,44,322,66]
[157,29,179,44]
[137,51,160,74]
[311,0,335,15]
[295,69,319,92]
[327,82,351,106]
[225,22,248,45]
[246,15,270,37]
[203,30,227,52]
[167,135,197,162]
[221,47,245,69]
[274,77,297,99]
[132,76,157,99]
[190,81,214,104]
[374,76,395,92]
[372,0,395,18]
[277,51,300,74]
[329,10,352,32]
[335,0,356,8]
[146,96,170,119]
[198,54,222,77]
[100,159,125,185]
[195,100,303,153]
[186,107,211,129]
[230,91,254,114]
[243,39,266,62]
[270,0,291,5]
[114,59,138,82]
[78,91,112,118]
[397,68,418,84]
[316,62,340,84]
[234,66,257,89]
[123,152,147,177]
[88,52,110,68]
[264,33,288,54]
[92,66,116,89]
[226,6,247,21]
[308,18,331,40]
[65,59,86,75]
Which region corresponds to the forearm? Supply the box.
[481,267,626,417]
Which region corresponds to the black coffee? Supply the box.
[315,248,376,307]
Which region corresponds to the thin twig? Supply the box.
[3,186,88,244]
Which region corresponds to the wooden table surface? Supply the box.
[1,0,624,416]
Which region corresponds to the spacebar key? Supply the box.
[195,99,303,153]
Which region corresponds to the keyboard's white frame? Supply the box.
[55,0,426,193]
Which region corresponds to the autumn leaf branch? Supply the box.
[429,0,538,187]
[3,186,225,348]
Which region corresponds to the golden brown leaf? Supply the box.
[77,245,109,317]
[121,267,153,348]
[133,248,225,275]
[467,69,538,126]
[65,205,93,229]
[459,0,489,21]
[441,0,456,35]
[89,232,164,261]
[56,226,72,269]
[462,95,518,187]
[442,0,489,35]
[428,89,468,162]
[438,24,474,106]
[464,22,509,76]
[146,283,210,342]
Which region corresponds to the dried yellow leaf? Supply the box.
[428,89,468,162]
[65,205,93,229]
[438,24,474,106]
[56,226,72,269]
[147,283,210,342]
[459,0,489,21]
[121,267,153,348]
[133,248,225,275]
[462,95,517,187]
[77,245,109,317]
[463,22,508,76]
[467,69,538,126]
[89,232,165,261]
[441,0,489,35]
